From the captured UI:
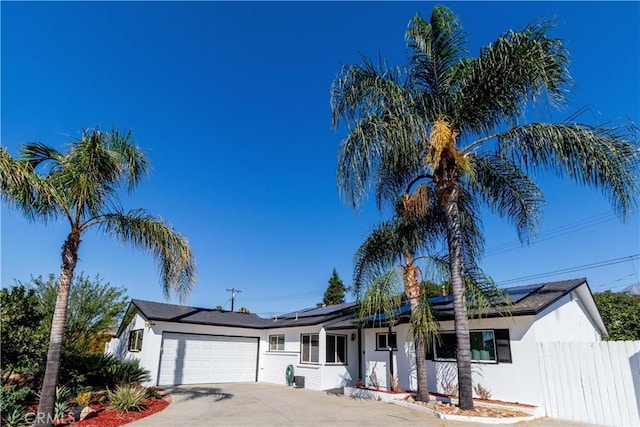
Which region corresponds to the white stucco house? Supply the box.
[106,277,606,409]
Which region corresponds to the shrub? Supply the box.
[106,385,147,412]
[145,387,161,399]
[1,405,34,427]
[59,354,149,390]
[106,359,150,386]
[74,391,92,407]
[0,384,35,411]
[53,386,72,421]
[473,383,492,400]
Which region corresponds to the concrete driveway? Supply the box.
[125,383,595,427]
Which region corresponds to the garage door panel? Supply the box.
[158,333,258,386]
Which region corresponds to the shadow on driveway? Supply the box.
[164,386,233,402]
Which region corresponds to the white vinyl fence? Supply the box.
[537,341,640,426]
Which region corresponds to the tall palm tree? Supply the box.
[331,6,638,409]
[0,128,196,425]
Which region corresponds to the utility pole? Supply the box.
[226,287,242,312]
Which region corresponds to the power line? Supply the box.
[485,210,632,258]
[497,254,640,286]
[242,290,323,303]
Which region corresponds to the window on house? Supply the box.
[376,332,397,351]
[326,334,347,364]
[128,329,143,352]
[301,334,319,363]
[433,329,511,363]
[495,329,512,363]
[269,335,285,351]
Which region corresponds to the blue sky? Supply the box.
[2,2,639,317]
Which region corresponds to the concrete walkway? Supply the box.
[126,383,597,427]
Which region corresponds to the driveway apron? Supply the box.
[125,383,596,427]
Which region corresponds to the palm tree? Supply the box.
[353,200,439,401]
[353,190,495,402]
[0,128,196,425]
[331,6,638,409]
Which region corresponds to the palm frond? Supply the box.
[421,254,510,317]
[106,128,150,192]
[356,269,404,328]
[497,121,640,218]
[1,147,62,222]
[331,60,407,129]
[452,18,570,137]
[94,209,196,303]
[467,154,543,243]
[409,293,439,345]
[337,112,427,210]
[464,265,512,318]
[21,143,67,172]
[406,6,467,106]
[352,221,404,296]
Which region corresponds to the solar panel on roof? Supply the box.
[278,303,354,319]
[429,295,453,305]
[505,284,543,303]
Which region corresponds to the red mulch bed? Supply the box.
[53,395,171,427]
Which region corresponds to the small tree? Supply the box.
[323,268,346,305]
[594,290,640,341]
[33,273,128,354]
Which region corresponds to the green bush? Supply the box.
[0,384,35,411]
[106,385,147,412]
[106,359,150,387]
[59,354,150,391]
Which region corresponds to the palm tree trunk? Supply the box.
[409,296,430,402]
[442,196,474,410]
[36,230,80,426]
[403,257,430,402]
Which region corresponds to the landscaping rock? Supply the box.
[80,406,97,420]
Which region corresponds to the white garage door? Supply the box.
[158,333,259,386]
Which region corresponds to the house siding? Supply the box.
[533,291,602,342]
[421,284,603,407]
[429,315,543,406]
[362,324,415,391]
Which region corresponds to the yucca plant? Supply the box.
[106,385,147,412]
[2,405,35,427]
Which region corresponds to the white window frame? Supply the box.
[269,334,285,351]
[325,334,347,365]
[300,333,319,364]
[375,332,397,351]
[128,329,143,352]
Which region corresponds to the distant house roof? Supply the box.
[117,299,357,336]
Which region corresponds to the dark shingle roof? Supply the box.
[326,278,589,329]
[432,277,588,320]
[131,299,273,328]
[125,299,357,331]
[123,278,590,333]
